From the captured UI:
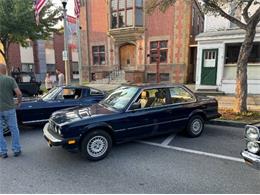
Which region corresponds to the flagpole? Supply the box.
[76,18,83,85]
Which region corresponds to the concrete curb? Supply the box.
[207,119,247,128]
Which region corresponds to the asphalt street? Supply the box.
[0,124,259,193]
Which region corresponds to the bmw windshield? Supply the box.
[42,87,61,101]
[100,86,139,111]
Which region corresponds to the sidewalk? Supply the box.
[213,95,260,111]
[87,83,260,112]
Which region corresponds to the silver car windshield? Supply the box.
[42,87,61,101]
[100,86,139,111]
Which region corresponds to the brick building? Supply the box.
[4,33,79,82]
[79,0,204,84]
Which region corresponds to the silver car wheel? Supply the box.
[191,119,202,134]
[87,136,108,158]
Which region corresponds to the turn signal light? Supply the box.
[68,140,76,145]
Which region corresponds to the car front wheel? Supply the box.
[186,115,204,138]
[81,130,112,161]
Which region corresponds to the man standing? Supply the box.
[56,69,65,86]
[0,64,22,158]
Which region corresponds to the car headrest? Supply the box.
[155,91,165,99]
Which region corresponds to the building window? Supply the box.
[46,64,55,74]
[147,73,170,83]
[197,17,200,33]
[111,0,143,29]
[150,41,168,64]
[192,7,195,27]
[92,46,106,65]
[72,62,79,79]
[225,43,260,64]
[160,73,170,82]
[22,63,35,72]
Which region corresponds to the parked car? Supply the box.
[11,71,41,97]
[3,85,105,135]
[43,84,221,161]
[241,124,260,170]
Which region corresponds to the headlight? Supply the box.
[245,126,260,140]
[247,141,260,154]
[54,125,61,134]
[54,125,58,133]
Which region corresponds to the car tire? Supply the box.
[185,115,204,138]
[81,130,112,161]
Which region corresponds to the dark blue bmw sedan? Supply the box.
[43,84,220,161]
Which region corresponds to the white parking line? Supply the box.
[137,140,244,163]
[161,134,176,146]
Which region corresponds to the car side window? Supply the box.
[134,88,168,109]
[170,87,195,104]
[56,88,81,100]
[90,88,103,96]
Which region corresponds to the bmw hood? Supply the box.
[50,104,115,125]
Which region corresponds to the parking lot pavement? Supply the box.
[0,124,259,194]
[140,124,245,160]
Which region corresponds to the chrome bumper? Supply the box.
[241,150,260,170]
[43,123,63,146]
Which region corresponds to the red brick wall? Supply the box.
[88,0,108,67]
[8,43,21,70]
[146,7,175,37]
[88,0,108,43]
[53,33,65,74]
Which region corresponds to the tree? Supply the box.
[0,0,61,74]
[147,0,260,113]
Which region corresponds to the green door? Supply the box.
[201,49,218,85]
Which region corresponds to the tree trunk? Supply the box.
[3,42,11,75]
[234,28,256,113]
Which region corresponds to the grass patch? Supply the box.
[219,109,260,124]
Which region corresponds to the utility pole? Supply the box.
[62,0,70,85]
[76,18,83,85]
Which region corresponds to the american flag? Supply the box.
[74,0,80,18]
[34,0,47,25]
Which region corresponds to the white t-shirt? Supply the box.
[45,77,53,89]
[58,73,64,86]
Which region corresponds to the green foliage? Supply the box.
[146,0,177,14]
[0,0,62,67]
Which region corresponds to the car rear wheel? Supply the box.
[186,115,204,138]
[81,130,112,161]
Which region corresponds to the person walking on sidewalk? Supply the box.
[0,64,22,158]
[45,72,53,91]
[56,69,64,86]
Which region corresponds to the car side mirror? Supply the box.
[130,102,141,110]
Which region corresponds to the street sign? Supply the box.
[62,50,68,61]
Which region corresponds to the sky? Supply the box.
[51,0,75,17]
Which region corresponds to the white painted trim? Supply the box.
[195,85,219,90]
[161,134,176,146]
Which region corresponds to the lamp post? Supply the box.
[61,0,70,85]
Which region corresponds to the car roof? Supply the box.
[60,85,102,91]
[122,83,186,89]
